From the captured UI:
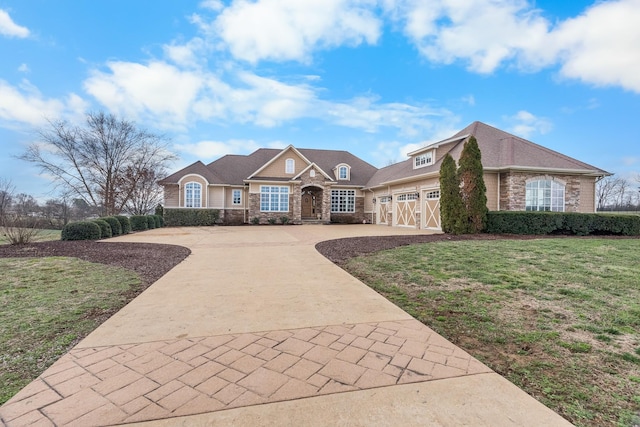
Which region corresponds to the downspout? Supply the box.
[244,185,248,224]
[497,173,501,211]
[369,188,375,224]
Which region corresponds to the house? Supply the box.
[159,121,610,229]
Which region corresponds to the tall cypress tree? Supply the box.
[439,153,465,234]
[458,136,488,233]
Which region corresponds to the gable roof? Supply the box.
[160,121,609,189]
[158,160,224,185]
[365,121,610,189]
[159,147,378,187]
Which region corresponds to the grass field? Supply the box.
[344,238,640,427]
[0,257,140,405]
[0,228,61,245]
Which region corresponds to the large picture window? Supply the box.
[331,189,355,212]
[185,182,202,208]
[260,186,289,212]
[525,179,565,211]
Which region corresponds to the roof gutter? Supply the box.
[407,134,469,156]
[483,166,612,177]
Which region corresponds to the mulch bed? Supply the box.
[0,241,191,287]
[315,233,542,265]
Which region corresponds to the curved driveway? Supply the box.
[0,225,572,426]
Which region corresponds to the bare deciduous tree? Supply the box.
[596,175,623,210]
[0,178,14,224]
[20,112,176,216]
[123,167,165,215]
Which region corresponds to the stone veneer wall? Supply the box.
[248,194,293,224]
[499,172,582,212]
[223,209,247,225]
[331,197,366,223]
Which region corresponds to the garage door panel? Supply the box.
[423,189,441,230]
[395,193,418,227]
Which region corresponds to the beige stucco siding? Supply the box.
[255,150,307,178]
[579,177,597,212]
[163,186,179,208]
[484,173,499,211]
[249,182,292,193]
[224,187,247,209]
[208,186,224,208]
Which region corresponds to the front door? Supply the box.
[302,193,314,218]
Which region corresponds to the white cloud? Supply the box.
[0,79,87,127]
[82,57,451,137]
[388,0,550,73]
[386,0,640,93]
[199,0,224,11]
[505,110,552,139]
[0,9,29,38]
[83,61,205,128]
[550,0,640,92]
[210,0,381,63]
[17,63,30,73]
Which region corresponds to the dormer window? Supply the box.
[285,158,295,174]
[414,151,433,169]
[335,164,351,181]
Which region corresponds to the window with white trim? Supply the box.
[397,193,419,201]
[331,190,355,212]
[525,180,565,212]
[285,158,295,174]
[260,186,289,212]
[425,190,440,199]
[232,189,242,205]
[414,151,433,169]
[185,182,202,208]
[339,166,348,180]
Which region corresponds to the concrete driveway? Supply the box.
[0,225,572,426]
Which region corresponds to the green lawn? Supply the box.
[344,238,640,427]
[0,257,140,405]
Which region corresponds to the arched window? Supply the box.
[525,179,564,211]
[339,166,348,180]
[185,182,202,208]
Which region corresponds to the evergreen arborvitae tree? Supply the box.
[439,153,465,234]
[458,136,488,233]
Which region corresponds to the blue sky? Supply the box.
[1,0,639,200]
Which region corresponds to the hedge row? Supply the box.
[61,215,163,241]
[163,208,220,226]
[485,211,640,236]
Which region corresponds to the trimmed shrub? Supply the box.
[163,209,221,226]
[92,219,112,239]
[100,216,122,236]
[153,215,163,228]
[251,217,260,225]
[130,215,149,231]
[280,216,290,225]
[485,211,640,236]
[146,215,156,229]
[61,221,101,241]
[114,215,132,234]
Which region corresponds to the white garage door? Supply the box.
[394,193,418,227]
[377,196,389,225]
[423,189,441,230]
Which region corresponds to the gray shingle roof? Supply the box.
[364,121,609,188]
[160,122,609,188]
